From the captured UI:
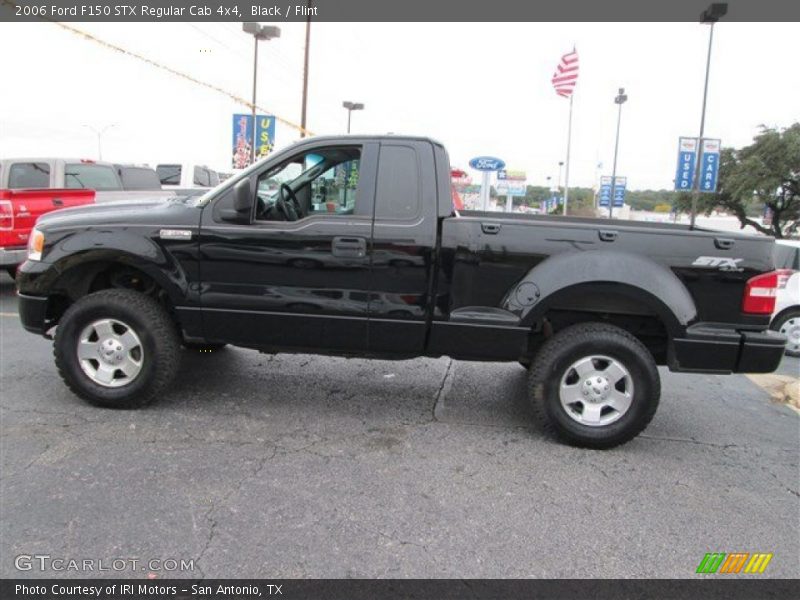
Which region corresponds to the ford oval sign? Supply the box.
[469,156,506,172]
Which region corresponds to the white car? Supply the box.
[770,240,800,357]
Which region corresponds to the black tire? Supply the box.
[54,289,181,409]
[528,322,660,449]
[183,342,227,353]
[770,308,800,357]
[5,267,16,280]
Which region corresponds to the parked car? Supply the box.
[0,188,95,277]
[16,136,787,448]
[155,163,219,190]
[770,240,800,356]
[0,158,176,203]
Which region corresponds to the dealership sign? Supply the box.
[232,114,276,169]
[674,137,698,191]
[699,138,721,193]
[469,156,505,172]
[496,169,527,197]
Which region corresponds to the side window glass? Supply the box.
[255,146,362,222]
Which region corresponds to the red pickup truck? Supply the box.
[0,188,95,277]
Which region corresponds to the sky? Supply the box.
[0,21,797,190]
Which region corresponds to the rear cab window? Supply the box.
[375,145,422,220]
[64,163,122,191]
[156,164,182,186]
[117,167,162,190]
[8,162,51,189]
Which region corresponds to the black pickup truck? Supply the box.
[16,136,787,448]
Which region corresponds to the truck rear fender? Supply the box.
[506,250,697,337]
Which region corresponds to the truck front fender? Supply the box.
[30,229,192,306]
[505,250,697,337]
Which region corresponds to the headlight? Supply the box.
[27,228,44,261]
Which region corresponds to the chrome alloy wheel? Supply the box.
[559,355,635,426]
[779,317,800,354]
[77,319,144,387]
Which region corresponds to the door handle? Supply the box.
[332,236,367,258]
[482,223,501,235]
[598,230,618,242]
[714,237,735,250]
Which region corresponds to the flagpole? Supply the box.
[563,94,573,216]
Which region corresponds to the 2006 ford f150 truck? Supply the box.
[16,136,788,448]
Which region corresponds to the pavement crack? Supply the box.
[638,434,741,449]
[194,443,278,579]
[432,358,455,422]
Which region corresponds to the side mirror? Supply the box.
[233,177,253,212]
[220,177,254,223]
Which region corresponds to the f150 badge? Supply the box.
[159,229,193,240]
[692,256,744,271]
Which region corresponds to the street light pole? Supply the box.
[690,3,727,228]
[608,87,628,219]
[243,23,281,165]
[300,2,312,137]
[342,101,364,134]
[82,123,117,160]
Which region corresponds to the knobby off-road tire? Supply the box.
[528,322,661,449]
[54,289,181,408]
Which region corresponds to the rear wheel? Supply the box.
[771,309,800,357]
[528,322,660,449]
[54,289,180,408]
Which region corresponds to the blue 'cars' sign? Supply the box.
[469,156,506,172]
[699,138,721,193]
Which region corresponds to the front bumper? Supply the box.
[671,324,786,374]
[0,246,26,268]
[18,293,50,336]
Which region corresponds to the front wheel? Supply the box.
[770,309,800,357]
[528,322,660,449]
[54,290,181,408]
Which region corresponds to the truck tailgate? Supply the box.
[0,188,95,249]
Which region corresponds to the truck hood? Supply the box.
[35,197,202,231]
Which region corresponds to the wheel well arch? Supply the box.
[44,258,183,329]
[770,304,800,328]
[522,282,678,365]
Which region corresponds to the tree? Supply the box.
[676,124,800,238]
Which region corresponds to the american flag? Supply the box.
[552,48,579,98]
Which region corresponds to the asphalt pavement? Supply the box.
[0,272,798,579]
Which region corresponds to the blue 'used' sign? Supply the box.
[598,176,612,207]
[612,176,627,207]
[699,138,721,193]
[469,156,505,172]
[674,137,698,191]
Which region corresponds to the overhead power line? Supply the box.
[3,2,314,137]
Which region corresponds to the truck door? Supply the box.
[367,141,439,355]
[198,141,378,353]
